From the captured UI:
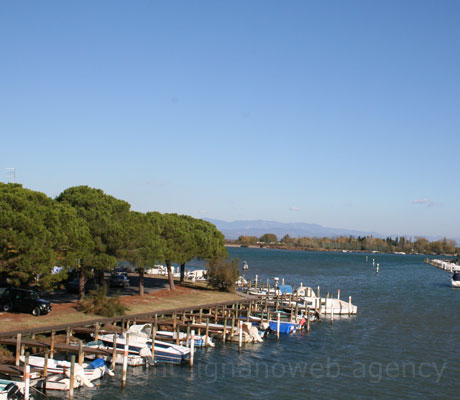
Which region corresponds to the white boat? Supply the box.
[155,330,215,348]
[99,324,191,364]
[452,272,460,288]
[20,355,111,391]
[0,379,26,400]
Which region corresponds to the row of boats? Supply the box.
[1,284,357,398]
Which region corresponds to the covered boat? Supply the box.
[452,272,460,288]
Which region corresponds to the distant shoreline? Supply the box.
[225,243,457,257]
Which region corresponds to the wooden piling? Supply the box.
[277,312,280,341]
[205,318,209,348]
[43,349,49,378]
[95,322,100,341]
[111,334,117,370]
[122,334,129,388]
[78,340,84,366]
[151,325,157,361]
[306,307,311,332]
[190,330,195,367]
[50,330,55,359]
[23,352,30,400]
[238,320,243,350]
[186,324,191,348]
[176,324,180,345]
[223,317,227,343]
[15,333,21,366]
[69,355,75,399]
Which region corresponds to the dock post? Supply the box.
[235,302,239,319]
[190,330,195,367]
[337,289,340,300]
[186,324,191,348]
[173,312,177,331]
[95,322,100,341]
[66,327,71,345]
[176,323,181,345]
[151,324,157,362]
[111,334,117,370]
[23,352,30,400]
[205,318,209,348]
[122,334,129,388]
[69,355,75,399]
[277,312,280,341]
[50,330,55,359]
[295,302,299,323]
[231,314,236,338]
[348,296,352,316]
[255,274,258,287]
[223,317,227,343]
[15,333,21,366]
[43,348,49,378]
[317,286,320,299]
[78,340,84,366]
[238,320,243,351]
[306,307,311,332]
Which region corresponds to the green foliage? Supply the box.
[0,183,91,289]
[259,233,278,244]
[77,286,127,317]
[207,258,240,292]
[238,235,258,245]
[252,232,458,255]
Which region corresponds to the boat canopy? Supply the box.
[279,285,293,294]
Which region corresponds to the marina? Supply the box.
[0,248,458,399]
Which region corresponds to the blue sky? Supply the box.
[1,1,460,238]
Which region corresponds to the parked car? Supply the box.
[110,273,129,288]
[65,278,101,293]
[0,288,52,316]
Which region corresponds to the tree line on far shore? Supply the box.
[236,233,459,255]
[0,183,236,298]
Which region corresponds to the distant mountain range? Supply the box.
[205,219,459,244]
[205,219,385,240]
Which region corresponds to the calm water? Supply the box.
[48,248,459,399]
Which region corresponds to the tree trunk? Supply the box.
[139,268,145,296]
[180,263,185,283]
[166,261,175,290]
[79,266,86,301]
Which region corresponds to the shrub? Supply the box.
[207,258,240,292]
[77,286,127,317]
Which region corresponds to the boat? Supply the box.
[452,272,460,288]
[19,355,111,391]
[155,330,215,348]
[98,324,191,365]
[0,379,26,400]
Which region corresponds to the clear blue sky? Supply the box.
[1,1,459,239]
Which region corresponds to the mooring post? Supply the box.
[43,348,49,378]
[151,324,157,362]
[277,312,281,341]
[186,324,191,348]
[190,330,195,367]
[223,317,227,343]
[348,296,352,316]
[122,334,129,388]
[173,312,177,331]
[15,333,21,366]
[23,352,30,400]
[306,307,311,332]
[205,318,209,348]
[317,286,320,299]
[176,323,180,345]
[50,330,55,359]
[66,327,71,346]
[337,289,340,300]
[78,340,84,366]
[95,322,100,341]
[231,314,236,337]
[238,320,243,350]
[111,334,117,370]
[69,355,75,400]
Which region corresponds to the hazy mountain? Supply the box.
[205,219,385,240]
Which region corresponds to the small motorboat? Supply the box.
[452,272,460,288]
[0,379,26,400]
